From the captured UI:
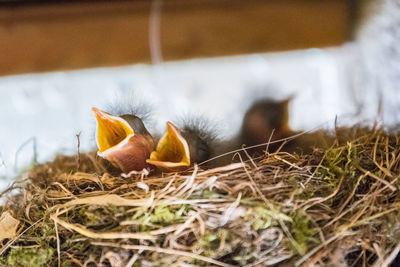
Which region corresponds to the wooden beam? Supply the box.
[0,0,351,75]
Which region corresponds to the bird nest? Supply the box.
[1,126,400,266]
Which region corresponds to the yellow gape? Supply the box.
[92,107,153,173]
[147,122,190,172]
[92,107,135,153]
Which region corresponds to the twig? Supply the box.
[76,132,81,171]
[199,125,326,166]
[380,241,400,267]
[54,218,61,267]
[51,213,156,240]
[14,137,37,172]
[0,219,43,256]
[91,242,235,267]
[265,128,275,154]
[295,232,353,267]
[358,166,396,192]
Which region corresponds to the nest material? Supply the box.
[1,127,400,266]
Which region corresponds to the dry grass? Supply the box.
[1,126,400,266]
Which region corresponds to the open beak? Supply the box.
[92,107,153,173]
[146,122,191,172]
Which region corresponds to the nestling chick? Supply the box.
[92,107,154,173]
[147,118,216,172]
[240,98,333,155]
[240,98,291,154]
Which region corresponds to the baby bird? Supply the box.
[93,106,216,173]
[147,119,216,172]
[240,98,332,155]
[92,107,154,173]
[240,98,291,154]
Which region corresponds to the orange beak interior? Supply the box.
[146,122,190,170]
[92,107,135,153]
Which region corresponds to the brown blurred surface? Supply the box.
[0,0,352,75]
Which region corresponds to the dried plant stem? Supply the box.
[91,242,235,267]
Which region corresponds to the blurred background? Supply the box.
[1,0,399,189]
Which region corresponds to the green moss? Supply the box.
[150,205,187,225]
[7,247,54,267]
[34,223,56,242]
[289,210,318,255]
[195,229,233,258]
[61,261,72,267]
[316,142,362,200]
[78,206,125,227]
[61,237,92,253]
[245,205,292,231]
[129,204,191,231]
